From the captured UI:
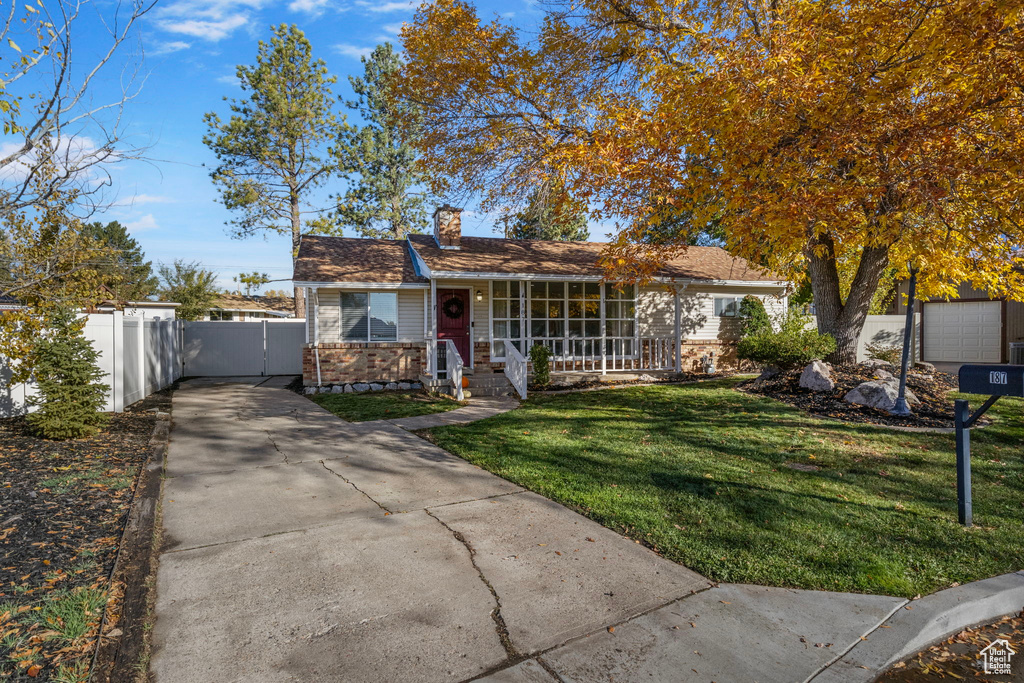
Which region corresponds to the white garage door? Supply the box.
[923,301,1002,363]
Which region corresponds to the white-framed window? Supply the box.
[714,296,744,317]
[341,292,398,342]
[491,280,522,358]
[209,310,233,321]
[604,283,636,355]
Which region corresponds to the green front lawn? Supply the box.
[311,390,464,422]
[427,379,1023,597]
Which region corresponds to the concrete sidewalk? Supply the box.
[152,379,978,683]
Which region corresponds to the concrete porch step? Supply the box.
[465,386,513,397]
[466,375,512,388]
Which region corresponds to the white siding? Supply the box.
[639,284,788,340]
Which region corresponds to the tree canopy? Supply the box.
[80,220,159,301]
[335,43,432,239]
[158,260,219,321]
[402,0,1024,363]
[499,181,589,241]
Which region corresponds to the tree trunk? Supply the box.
[291,190,305,319]
[806,232,890,366]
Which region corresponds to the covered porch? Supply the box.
[424,278,707,400]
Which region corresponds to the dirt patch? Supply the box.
[741,366,961,428]
[0,389,171,682]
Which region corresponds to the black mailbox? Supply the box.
[958,365,1024,397]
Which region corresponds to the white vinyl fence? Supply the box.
[182,320,304,377]
[1,312,183,418]
[809,314,920,363]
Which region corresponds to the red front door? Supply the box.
[437,289,471,362]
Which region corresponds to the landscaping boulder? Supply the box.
[845,379,921,411]
[385,382,399,391]
[398,382,412,390]
[411,382,423,390]
[369,383,384,391]
[303,386,317,396]
[352,383,370,392]
[344,384,354,393]
[799,360,835,392]
[331,385,344,393]
[860,358,895,372]
[915,361,937,373]
[873,369,894,380]
[844,380,899,411]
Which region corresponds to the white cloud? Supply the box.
[150,40,192,56]
[355,0,415,13]
[154,0,266,42]
[125,214,161,232]
[288,0,331,13]
[216,74,239,85]
[116,194,175,207]
[381,22,405,34]
[334,44,373,59]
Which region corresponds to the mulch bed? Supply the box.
[877,612,1023,682]
[530,371,736,393]
[0,390,170,682]
[741,366,960,429]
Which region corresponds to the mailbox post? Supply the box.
[955,365,1024,526]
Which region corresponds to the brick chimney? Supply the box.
[433,205,462,249]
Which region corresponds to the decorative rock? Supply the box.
[411,382,423,390]
[304,386,317,395]
[344,384,355,393]
[844,380,899,411]
[398,382,412,390]
[799,360,835,392]
[352,383,370,392]
[874,369,894,380]
[331,385,344,393]
[385,382,399,391]
[845,379,921,410]
[637,373,659,382]
[369,383,384,391]
[915,361,937,373]
[860,359,895,371]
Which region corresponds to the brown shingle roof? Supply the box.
[293,236,427,284]
[407,235,776,282]
[211,293,294,312]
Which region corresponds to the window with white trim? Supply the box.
[604,283,636,356]
[714,296,744,317]
[340,292,398,342]
[491,281,522,358]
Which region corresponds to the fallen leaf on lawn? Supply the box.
[607,627,615,633]
[27,664,42,677]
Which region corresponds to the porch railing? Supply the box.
[443,339,465,401]
[498,338,528,399]
[526,336,678,374]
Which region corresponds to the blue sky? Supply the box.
[71,0,544,293]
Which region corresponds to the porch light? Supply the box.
[476,289,483,302]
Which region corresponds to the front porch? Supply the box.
[422,278,731,399]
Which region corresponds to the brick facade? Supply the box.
[677,340,743,372]
[303,343,427,385]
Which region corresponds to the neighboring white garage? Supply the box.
[923,301,1002,363]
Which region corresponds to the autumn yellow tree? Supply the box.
[402,0,1024,363]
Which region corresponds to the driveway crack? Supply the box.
[320,460,393,514]
[424,509,520,661]
[264,430,289,464]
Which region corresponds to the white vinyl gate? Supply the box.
[182,320,304,377]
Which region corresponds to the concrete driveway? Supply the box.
[152,378,908,683]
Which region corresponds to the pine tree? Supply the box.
[203,24,343,317]
[80,220,159,300]
[500,182,589,241]
[335,43,431,239]
[26,308,109,439]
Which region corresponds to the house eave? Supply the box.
[293,280,430,289]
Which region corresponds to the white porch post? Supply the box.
[429,278,437,377]
[599,282,607,375]
[313,287,322,386]
[674,287,682,372]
